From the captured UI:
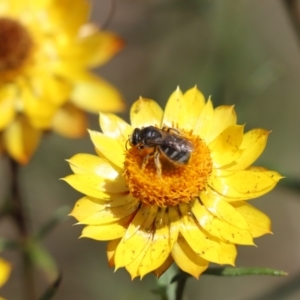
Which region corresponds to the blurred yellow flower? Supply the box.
[0,0,124,163]
[64,86,282,279]
[0,258,11,299]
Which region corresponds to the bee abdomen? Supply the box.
[160,146,190,164]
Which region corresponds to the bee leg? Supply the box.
[141,153,150,170]
[153,151,162,177]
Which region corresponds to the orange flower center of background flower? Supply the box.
[123,130,213,207]
[0,18,33,80]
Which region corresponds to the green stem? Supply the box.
[9,157,36,300]
[175,276,187,300]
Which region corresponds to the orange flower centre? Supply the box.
[123,129,213,207]
[0,18,33,80]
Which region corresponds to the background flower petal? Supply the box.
[65,29,124,68]
[47,0,90,36]
[0,258,11,287]
[3,117,41,164]
[52,104,87,138]
[0,85,16,130]
[70,72,124,113]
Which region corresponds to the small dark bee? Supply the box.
[128,126,194,177]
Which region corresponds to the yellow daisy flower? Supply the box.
[64,86,282,279]
[0,0,124,163]
[0,258,11,299]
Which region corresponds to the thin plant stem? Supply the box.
[9,158,36,300]
[175,276,187,300]
[101,0,116,29]
[283,0,300,42]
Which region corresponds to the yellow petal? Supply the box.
[191,200,253,245]
[178,204,220,264]
[114,205,157,268]
[70,30,124,68]
[48,0,90,36]
[125,247,150,280]
[153,255,174,278]
[80,216,132,240]
[168,206,180,249]
[52,104,87,138]
[21,84,57,129]
[172,235,209,279]
[200,189,249,230]
[88,130,125,169]
[3,117,41,164]
[0,258,11,287]
[208,105,237,142]
[209,125,244,168]
[179,204,237,265]
[194,97,214,140]
[228,129,270,171]
[138,209,171,278]
[130,97,163,128]
[180,86,206,130]
[70,73,124,113]
[162,86,205,130]
[70,195,138,225]
[232,201,272,237]
[209,167,283,200]
[99,113,132,146]
[107,239,120,267]
[67,153,120,178]
[217,242,237,266]
[1,0,24,14]
[162,87,184,128]
[0,85,16,130]
[63,174,127,198]
[31,72,72,107]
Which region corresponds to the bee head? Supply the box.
[127,128,142,149]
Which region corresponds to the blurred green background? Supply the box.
[1,0,300,299]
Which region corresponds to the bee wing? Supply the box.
[144,137,165,147]
[164,135,194,152]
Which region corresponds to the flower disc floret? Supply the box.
[0,18,33,79]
